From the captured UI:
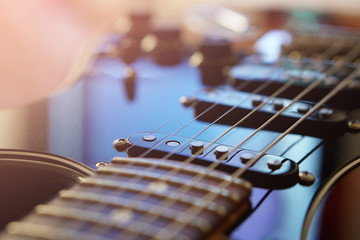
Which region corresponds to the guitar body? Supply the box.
[0,150,94,228]
[1,9,360,239]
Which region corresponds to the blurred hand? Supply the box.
[0,0,120,109]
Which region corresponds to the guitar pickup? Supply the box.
[228,62,360,110]
[125,132,299,189]
[192,88,347,139]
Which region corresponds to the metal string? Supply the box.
[97,39,350,238]
[45,36,352,238]
[153,45,360,239]
[113,40,349,237]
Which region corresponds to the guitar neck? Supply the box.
[3,157,251,240]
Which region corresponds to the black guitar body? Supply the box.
[1,14,360,239]
[0,150,94,228]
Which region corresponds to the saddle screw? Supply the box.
[113,138,131,152]
[95,162,109,168]
[180,96,196,107]
[347,119,360,130]
[298,171,316,186]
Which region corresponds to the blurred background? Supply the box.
[1,0,360,109]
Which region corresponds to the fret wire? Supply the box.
[151,41,359,239]
[54,154,245,238]
[33,204,181,239]
[59,190,202,228]
[59,189,209,238]
[108,158,245,187]
[97,166,228,196]
[6,222,101,240]
[79,178,215,210]
[78,163,243,237]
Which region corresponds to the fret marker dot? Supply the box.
[110,209,134,224]
[148,181,169,193]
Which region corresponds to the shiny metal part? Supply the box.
[348,119,360,130]
[267,159,282,170]
[180,96,196,107]
[113,138,131,152]
[95,162,109,168]
[142,135,157,142]
[299,171,316,186]
[318,108,334,119]
[190,141,204,155]
[214,146,229,160]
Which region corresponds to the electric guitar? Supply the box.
[1,7,360,240]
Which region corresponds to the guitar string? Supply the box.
[66,37,348,238]
[118,45,297,159]
[112,56,267,157]
[134,38,344,162]
[110,39,348,236]
[129,58,303,160]
[122,78,253,154]
[113,59,286,173]
[232,66,360,177]
[30,38,344,237]
[61,59,298,236]
[153,59,357,238]
[32,55,284,238]
[154,45,360,239]
[114,35,338,165]
[47,59,276,236]
[83,39,346,238]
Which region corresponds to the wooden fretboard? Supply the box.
[2,157,251,240]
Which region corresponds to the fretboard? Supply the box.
[2,157,251,240]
